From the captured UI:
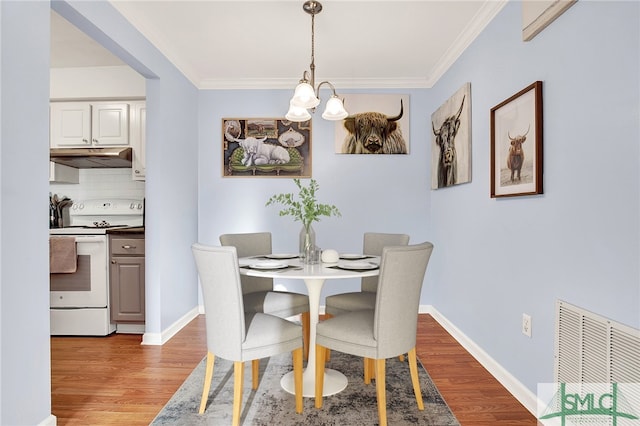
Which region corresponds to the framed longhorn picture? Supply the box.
[490,81,543,198]
[431,83,472,189]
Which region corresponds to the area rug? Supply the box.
[151,351,459,425]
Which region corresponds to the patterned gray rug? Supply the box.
[151,351,459,425]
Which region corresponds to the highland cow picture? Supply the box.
[490,81,543,197]
[334,94,410,154]
[431,83,472,189]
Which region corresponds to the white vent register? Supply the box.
[555,300,640,386]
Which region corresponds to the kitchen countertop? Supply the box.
[107,227,145,235]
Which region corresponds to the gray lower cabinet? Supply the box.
[109,234,145,323]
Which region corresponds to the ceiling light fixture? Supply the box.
[285,1,348,122]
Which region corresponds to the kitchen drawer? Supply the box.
[111,238,145,255]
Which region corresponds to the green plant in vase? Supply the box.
[266,178,341,261]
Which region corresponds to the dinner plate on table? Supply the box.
[339,253,368,260]
[265,253,299,260]
[250,261,288,269]
[337,261,378,270]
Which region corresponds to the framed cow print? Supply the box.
[222,118,312,178]
[490,81,543,198]
[431,83,472,189]
[334,94,410,154]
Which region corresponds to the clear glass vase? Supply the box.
[299,223,316,263]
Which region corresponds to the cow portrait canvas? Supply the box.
[490,81,543,197]
[334,94,410,154]
[431,83,472,189]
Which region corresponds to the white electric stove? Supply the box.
[50,198,143,336]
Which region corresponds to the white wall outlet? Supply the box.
[522,313,532,337]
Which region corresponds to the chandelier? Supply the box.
[285,1,349,122]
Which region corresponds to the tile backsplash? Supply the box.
[50,168,145,202]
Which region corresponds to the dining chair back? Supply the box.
[361,232,410,293]
[219,232,311,359]
[315,241,434,426]
[191,243,303,425]
[324,232,409,317]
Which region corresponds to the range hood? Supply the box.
[50,147,133,169]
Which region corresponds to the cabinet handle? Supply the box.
[122,245,136,249]
[111,260,116,264]
[93,138,98,143]
[82,139,89,143]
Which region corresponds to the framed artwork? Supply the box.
[222,118,312,178]
[522,0,576,41]
[490,81,543,198]
[431,82,472,189]
[334,94,410,154]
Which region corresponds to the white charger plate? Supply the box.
[338,261,378,270]
[340,253,367,260]
[250,261,288,269]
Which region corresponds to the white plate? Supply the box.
[338,261,378,270]
[265,253,299,260]
[250,261,288,269]
[340,253,367,260]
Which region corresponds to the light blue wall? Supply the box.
[1,1,200,423]
[197,88,432,297]
[428,0,639,394]
[1,2,52,424]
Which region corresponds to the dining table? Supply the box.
[238,254,380,397]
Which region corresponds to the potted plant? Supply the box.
[266,178,341,262]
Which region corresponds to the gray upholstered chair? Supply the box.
[324,232,410,317]
[191,243,303,425]
[314,242,434,426]
[219,232,310,359]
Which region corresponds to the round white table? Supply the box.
[238,255,380,397]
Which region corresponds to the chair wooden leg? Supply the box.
[232,361,244,426]
[315,344,326,408]
[251,359,259,390]
[399,354,405,362]
[301,311,310,360]
[293,347,304,414]
[364,357,376,384]
[323,313,332,362]
[408,347,424,410]
[375,358,387,426]
[198,352,215,414]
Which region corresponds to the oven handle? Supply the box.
[69,235,107,243]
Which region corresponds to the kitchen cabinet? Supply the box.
[49,161,79,183]
[50,101,130,147]
[109,234,145,323]
[130,101,146,180]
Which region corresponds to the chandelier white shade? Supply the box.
[286,1,348,122]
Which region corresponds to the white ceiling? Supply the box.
[51,1,506,90]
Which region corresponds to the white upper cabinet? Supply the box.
[50,102,130,147]
[130,101,146,180]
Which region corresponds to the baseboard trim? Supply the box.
[421,305,538,416]
[141,307,200,345]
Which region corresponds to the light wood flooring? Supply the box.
[51,314,536,425]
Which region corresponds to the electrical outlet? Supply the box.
[522,313,532,337]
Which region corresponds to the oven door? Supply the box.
[50,235,108,308]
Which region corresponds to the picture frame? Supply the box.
[222,118,312,178]
[334,94,410,154]
[490,81,543,198]
[431,82,472,189]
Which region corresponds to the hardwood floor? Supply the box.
[51,314,536,425]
